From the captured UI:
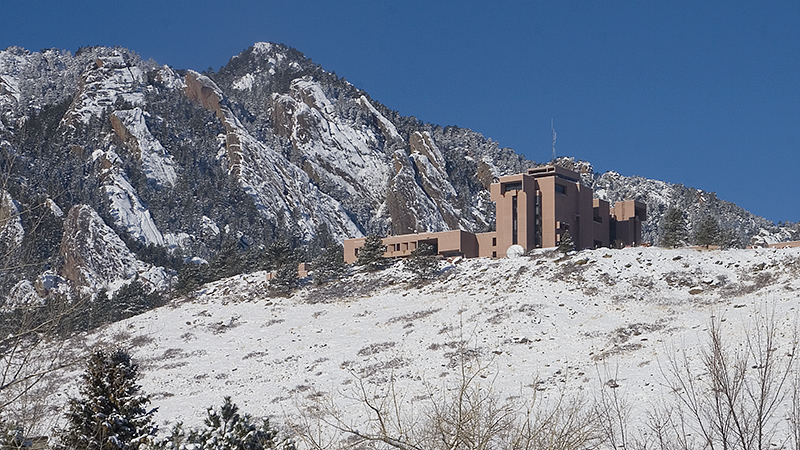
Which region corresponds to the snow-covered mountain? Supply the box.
[23,245,800,448]
[0,43,796,301]
[556,157,798,245]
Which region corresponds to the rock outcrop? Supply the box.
[59,205,140,289]
[185,70,362,241]
[59,205,170,293]
[0,190,24,248]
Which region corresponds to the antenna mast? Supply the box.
[551,119,556,162]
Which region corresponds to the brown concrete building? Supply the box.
[343,165,646,263]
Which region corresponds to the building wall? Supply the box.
[536,175,558,248]
[343,230,477,264]
[476,232,499,258]
[491,173,538,255]
[343,237,367,264]
[524,165,594,250]
[611,200,647,247]
[592,199,611,248]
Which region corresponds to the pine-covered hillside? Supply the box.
[1,43,796,305]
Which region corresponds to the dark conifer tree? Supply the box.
[57,348,155,450]
[693,215,720,247]
[558,230,574,253]
[311,243,346,286]
[155,397,294,450]
[405,242,439,284]
[355,234,386,272]
[267,240,299,295]
[659,207,688,248]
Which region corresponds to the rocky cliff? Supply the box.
[0,43,794,301]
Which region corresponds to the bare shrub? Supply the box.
[547,259,589,283]
[292,339,602,450]
[658,308,798,450]
[130,334,154,348]
[207,315,242,334]
[0,294,88,436]
[719,272,775,299]
[387,308,441,325]
[357,342,397,357]
[663,270,700,288]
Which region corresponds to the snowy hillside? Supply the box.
[34,245,800,447]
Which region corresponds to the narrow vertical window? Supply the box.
[512,195,518,245]
[534,194,542,247]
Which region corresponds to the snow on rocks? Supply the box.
[272,80,391,203]
[59,204,169,293]
[45,198,64,217]
[358,95,402,142]
[63,51,146,126]
[201,216,220,237]
[94,148,165,247]
[232,73,255,91]
[184,70,363,242]
[153,65,185,90]
[750,227,797,247]
[111,107,177,187]
[0,189,24,247]
[0,47,30,108]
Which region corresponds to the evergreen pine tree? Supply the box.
[85,289,111,331]
[693,215,720,247]
[154,397,294,450]
[57,348,156,450]
[175,262,209,295]
[208,239,244,280]
[718,228,744,249]
[311,244,346,286]
[355,234,386,272]
[558,230,574,253]
[267,242,298,295]
[659,207,688,248]
[268,261,298,296]
[405,242,439,285]
[264,240,294,270]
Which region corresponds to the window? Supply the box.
[555,184,567,195]
[492,237,497,246]
[512,195,518,245]
[492,251,497,258]
[502,181,522,194]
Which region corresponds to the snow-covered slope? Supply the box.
[40,246,800,446]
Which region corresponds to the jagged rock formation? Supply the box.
[0,43,793,300]
[0,190,24,248]
[59,204,168,293]
[0,43,528,297]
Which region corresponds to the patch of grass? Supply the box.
[387,308,441,325]
[357,341,397,357]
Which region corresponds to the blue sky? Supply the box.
[3,1,798,223]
